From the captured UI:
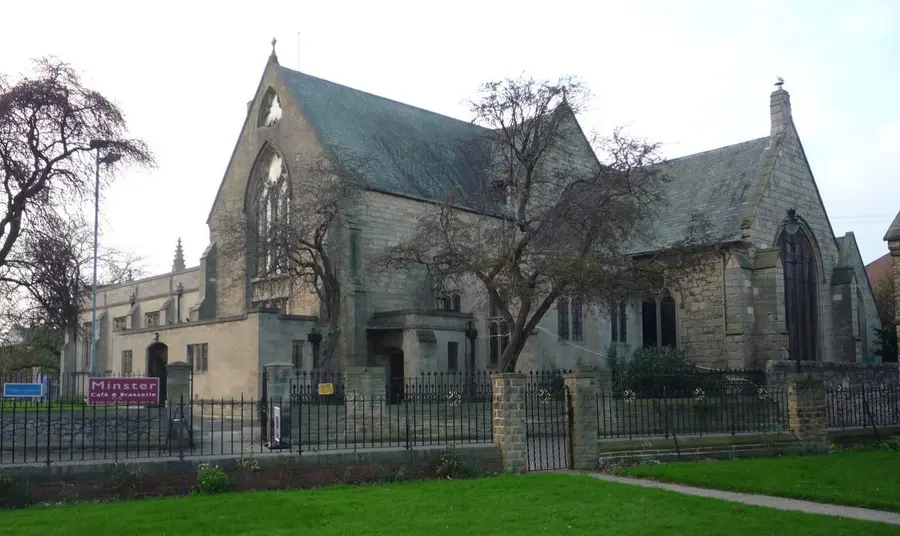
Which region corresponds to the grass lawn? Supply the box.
[0,474,895,535]
[618,450,900,512]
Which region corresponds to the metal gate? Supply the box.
[524,372,572,471]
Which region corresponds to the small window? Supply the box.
[435,291,461,312]
[642,291,677,348]
[122,350,133,375]
[187,343,209,373]
[258,88,282,127]
[448,341,459,371]
[557,297,570,340]
[113,316,127,332]
[292,340,304,369]
[145,312,160,328]
[611,301,628,343]
[571,296,583,342]
[349,228,362,280]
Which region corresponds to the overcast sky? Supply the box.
[2,0,897,275]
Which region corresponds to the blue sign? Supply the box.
[3,383,44,398]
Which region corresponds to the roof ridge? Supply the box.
[279,66,488,132]
[663,136,770,164]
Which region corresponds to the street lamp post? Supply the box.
[88,140,121,377]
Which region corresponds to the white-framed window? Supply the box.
[187,343,209,373]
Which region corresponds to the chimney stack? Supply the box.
[770,76,792,136]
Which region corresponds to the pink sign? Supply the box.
[88,377,160,406]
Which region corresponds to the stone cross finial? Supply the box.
[269,37,278,63]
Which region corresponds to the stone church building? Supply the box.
[886,212,900,345]
[60,46,879,400]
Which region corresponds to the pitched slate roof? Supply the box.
[279,67,492,204]
[278,66,772,254]
[627,137,771,253]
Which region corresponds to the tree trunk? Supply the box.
[499,331,530,373]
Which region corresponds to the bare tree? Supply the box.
[0,57,152,372]
[0,211,146,371]
[218,153,364,371]
[376,76,684,372]
[0,57,153,276]
[872,271,898,362]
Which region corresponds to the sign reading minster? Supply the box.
[88,377,160,406]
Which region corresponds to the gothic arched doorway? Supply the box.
[780,226,818,362]
[147,342,168,406]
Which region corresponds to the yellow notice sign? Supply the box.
[317,383,334,396]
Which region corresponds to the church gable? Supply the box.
[206,49,330,317]
[741,84,840,260]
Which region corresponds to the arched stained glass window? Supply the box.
[252,148,290,277]
[780,228,818,361]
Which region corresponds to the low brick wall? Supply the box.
[1,443,501,505]
[766,360,900,389]
[0,408,166,451]
[599,396,788,438]
[597,432,803,466]
[827,425,900,446]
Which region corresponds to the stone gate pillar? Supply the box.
[787,373,827,451]
[564,372,600,470]
[264,362,295,449]
[345,366,387,444]
[492,373,527,473]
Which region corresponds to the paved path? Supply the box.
[584,473,900,526]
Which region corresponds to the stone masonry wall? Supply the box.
[492,374,526,472]
[745,92,841,362]
[2,444,502,504]
[675,253,728,367]
[751,254,789,363]
[723,253,753,367]
[0,408,165,450]
[787,374,827,447]
[766,359,900,390]
[831,280,855,362]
